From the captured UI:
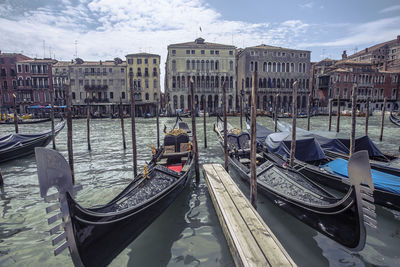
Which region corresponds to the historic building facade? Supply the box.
[125,53,161,116]
[315,59,399,112]
[0,52,31,113]
[15,58,56,113]
[165,38,236,115]
[237,45,311,113]
[53,58,128,115]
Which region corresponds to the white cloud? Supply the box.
[0,0,312,91]
[379,5,400,13]
[299,2,314,8]
[298,17,400,48]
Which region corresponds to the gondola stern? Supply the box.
[35,147,84,266]
[347,150,378,251]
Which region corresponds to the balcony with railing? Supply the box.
[84,85,108,91]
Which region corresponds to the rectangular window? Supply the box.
[72,92,76,100]
[153,58,157,64]
[191,50,195,54]
[109,79,113,85]
[122,92,125,99]
[144,59,148,64]
[137,59,142,64]
[17,65,22,73]
[70,79,75,86]
[25,65,29,72]
[215,50,219,55]
[109,68,112,73]
[121,79,125,86]
[103,79,107,85]
[110,92,114,99]
[229,51,233,55]
[121,68,124,73]
[172,50,176,55]
[128,59,133,64]
[201,50,205,54]
[210,50,214,55]
[186,50,190,54]
[79,80,83,86]
[85,79,89,85]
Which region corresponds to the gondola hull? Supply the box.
[390,111,400,127]
[68,166,192,267]
[0,120,65,163]
[0,118,51,124]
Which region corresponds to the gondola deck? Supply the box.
[215,116,376,251]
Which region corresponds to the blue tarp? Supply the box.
[321,158,400,194]
[246,117,273,145]
[265,132,326,162]
[277,121,384,158]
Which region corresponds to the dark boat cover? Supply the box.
[321,158,400,194]
[277,121,385,158]
[0,128,56,151]
[246,117,274,145]
[265,132,326,162]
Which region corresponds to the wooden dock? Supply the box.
[203,164,295,267]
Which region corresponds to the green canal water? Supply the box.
[0,115,399,266]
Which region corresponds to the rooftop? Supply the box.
[246,44,310,53]
[125,52,160,58]
[168,37,235,49]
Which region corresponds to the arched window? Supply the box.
[196,60,200,70]
[303,63,306,73]
[215,60,219,70]
[298,63,302,73]
[263,78,266,88]
[215,76,219,88]
[137,67,142,76]
[154,79,158,88]
[145,93,149,100]
[286,63,289,72]
[277,79,280,88]
[259,78,262,88]
[177,76,180,88]
[273,62,276,72]
[246,77,250,88]
[211,76,214,88]
[211,60,214,70]
[180,95,185,109]
[181,76,185,88]
[272,78,276,88]
[263,62,267,72]
[268,62,272,72]
[277,62,281,72]
[186,60,190,70]
[206,76,210,88]
[290,79,294,89]
[230,76,233,89]
[172,76,176,88]
[282,63,285,72]
[201,60,205,71]
[229,61,233,71]
[290,63,294,72]
[192,60,195,69]
[250,62,254,71]
[206,60,209,70]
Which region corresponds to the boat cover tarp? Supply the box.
[321,158,400,194]
[265,132,326,162]
[246,118,274,145]
[277,121,385,158]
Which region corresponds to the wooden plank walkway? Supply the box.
[203,164,295,267]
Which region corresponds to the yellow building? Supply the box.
[125,53,161,117]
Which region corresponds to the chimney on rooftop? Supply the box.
[397,35,400,42]
[365,48,369,53]
[342,50,347,59]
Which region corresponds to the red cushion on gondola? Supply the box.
[167,164,183,172]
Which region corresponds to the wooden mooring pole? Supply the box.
[66,81,75,184]
[130,75,137,177]
[0,170,3,187]
[156,97,160,148]
[240,85,243,130]
[223,81,228,172]
[307,92,312,131]
[365,97,370,136]
[350,85,357,157]
[86,94,91,151]
[289,81,298,168]
[336,94,341,133]
[203,98,207,149]
[190,79,200,182]
[328,98,333,131]
[50,90,56,149]
[120,97,126,149]
[13,95,18,134]
[379,97,387,142]
[274,93,279,132]
[250,70,258,209]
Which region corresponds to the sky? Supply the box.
[0,0,399,91]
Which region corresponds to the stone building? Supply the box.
[0,52,31,113]
[237,45,311,113]
[15,58,56,113]
[165,37,236,115]
[346,35,400,72]
[126,53,161,116]
[53,58,128,115]
[315,58,399,112]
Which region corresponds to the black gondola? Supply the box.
[0,120,65,163]
[35,118,194,267]
[215,116,376,251]
[250,119,400,211]
[390,110,400,127]
[0,118,51,124]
